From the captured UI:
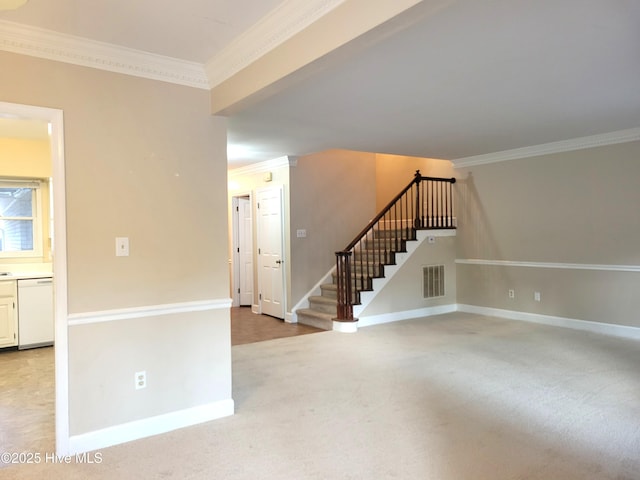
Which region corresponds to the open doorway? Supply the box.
[0,101,67,456]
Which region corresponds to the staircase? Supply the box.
[296,227,417,330]
[296,284,339,330]
[296,171,457,330]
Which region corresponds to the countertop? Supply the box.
[0,272,53,280]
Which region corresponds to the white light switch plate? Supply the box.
[296,229,307,238]
[116,237,129,256]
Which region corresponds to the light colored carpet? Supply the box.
[3,312,640,479]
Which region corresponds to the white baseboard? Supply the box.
[358,304,457,328]
[67,399,234,455]
[457,304,640,341]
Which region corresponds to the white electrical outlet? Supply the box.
[534,291,541,302]
[135,371,147,390]
[508,289,515,299]
[296,229,307,238]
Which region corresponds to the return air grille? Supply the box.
[423,265,445,298]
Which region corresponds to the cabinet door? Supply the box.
[0,297,16,348]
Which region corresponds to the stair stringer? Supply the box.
[353,229,456,319]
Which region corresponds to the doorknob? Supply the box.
[275,260,282,264]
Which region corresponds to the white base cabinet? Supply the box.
[0,281,17,348]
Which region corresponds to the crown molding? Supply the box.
[205,0,346,88]
[228,156,298,177]
[1,1,347,90]
[452,127,640,168]
[0,19,210,89]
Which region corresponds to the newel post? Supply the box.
[414,169,422,228]
[334,251,354,322]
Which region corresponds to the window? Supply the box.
[0,180,42,257]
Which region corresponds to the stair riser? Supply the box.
[309,300,337,315]
[353,252,397,264]
[349,264,383,276]
[297,313,333,331]
[319,286,359,304]
[320,285,337,299]
[361,239,406,250]
[334,286,371,297]
[373,229,416,240]
[328,293,361,303]
[331,273,377,285]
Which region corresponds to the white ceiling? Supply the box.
[2,0,640,166]
[227,0,640,164]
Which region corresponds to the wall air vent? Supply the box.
[423,265,445,298]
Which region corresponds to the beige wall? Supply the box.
[1,50,231,436]
[375,154,455,210]
[69,309,230,434]
[455,140,640,327]
[289,150,377,307]
[359,234,456,317]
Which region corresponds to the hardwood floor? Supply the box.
[0,308,322,459]
[231,307,323,345]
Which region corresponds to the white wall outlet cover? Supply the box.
[135,371,146,390]
[116,237,129,256]
[296,229,307,238]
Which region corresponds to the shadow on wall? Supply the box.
[455,172,514,293]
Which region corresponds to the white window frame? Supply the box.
[0,179,43,258]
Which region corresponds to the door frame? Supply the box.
[0,101,69,454]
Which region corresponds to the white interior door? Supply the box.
[238,197,253,306]
[257,186,285,319]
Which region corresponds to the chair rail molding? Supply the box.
[456,258,640,273]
